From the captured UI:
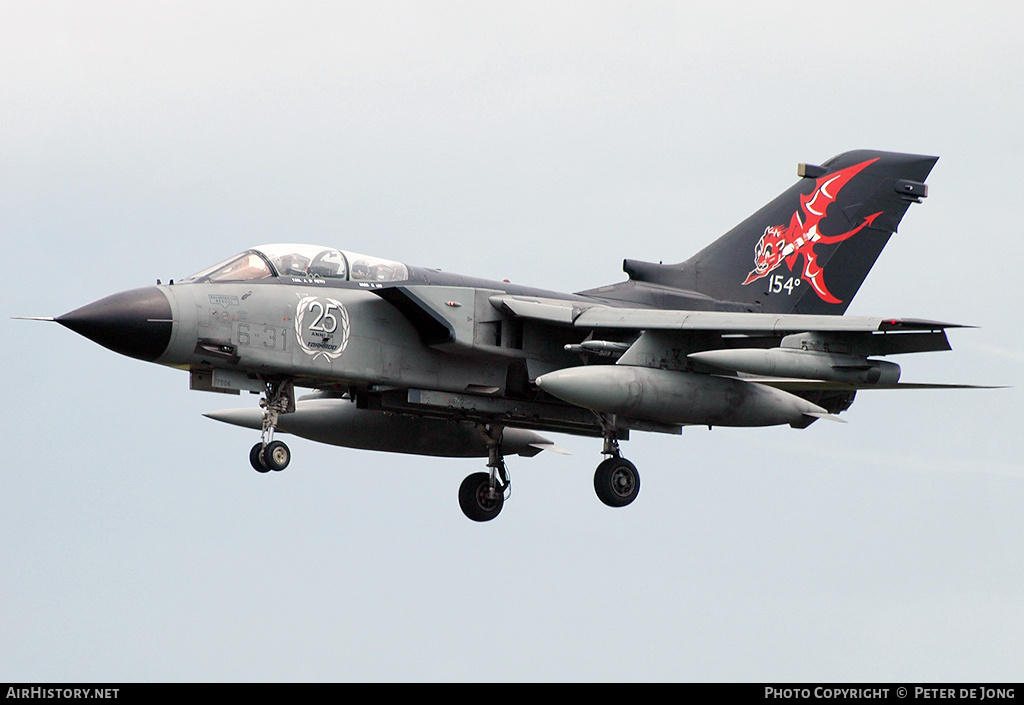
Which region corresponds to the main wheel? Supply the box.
[458,472,504,522]
[250,443,271,473]
[261,440,291,472]
[594,457,640,507]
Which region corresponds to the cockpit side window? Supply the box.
[307,249,348,278]
[348,256,409,282]
[267,248,348,280]
[256,245,349,280]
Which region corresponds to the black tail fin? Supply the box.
[598,150,937,314]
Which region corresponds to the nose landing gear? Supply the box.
[248,379,295,474]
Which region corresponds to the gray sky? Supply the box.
[3,1,1022,682]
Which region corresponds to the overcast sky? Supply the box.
[3,1,1023,682]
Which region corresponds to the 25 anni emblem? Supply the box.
[295,295,350,361]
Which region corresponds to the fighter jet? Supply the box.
[35,149,980,521]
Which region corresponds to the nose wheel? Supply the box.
[250,440,291,472]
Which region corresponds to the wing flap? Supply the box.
[491,295,964,356]
[491,295,966,334]
[572,307,965,334]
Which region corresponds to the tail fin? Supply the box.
[605,150,937,315]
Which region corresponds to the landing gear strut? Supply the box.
[248,379,295,473]
[458,424,510,522]
[593,418,640,507]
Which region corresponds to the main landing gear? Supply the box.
[248,379,295,474]
[458,424,511,522]
[593,420,640,508]
[456,420,641,521]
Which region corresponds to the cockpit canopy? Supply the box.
[184,244,409,284]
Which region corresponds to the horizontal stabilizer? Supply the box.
[755,378,1004,392]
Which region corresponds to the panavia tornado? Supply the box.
[33,150,981,521]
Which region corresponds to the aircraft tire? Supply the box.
[250,443,271,473]
[458,472,504,522]
[262,441,291,472]
[594,457,640,507]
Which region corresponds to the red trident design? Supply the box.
[742,158,883,304]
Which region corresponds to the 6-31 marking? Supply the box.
[237,323,288,351]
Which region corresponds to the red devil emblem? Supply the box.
[742,158,883,304]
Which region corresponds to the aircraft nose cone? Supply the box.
[57,286,173,361]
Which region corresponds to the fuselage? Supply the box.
[56,244,597,401]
